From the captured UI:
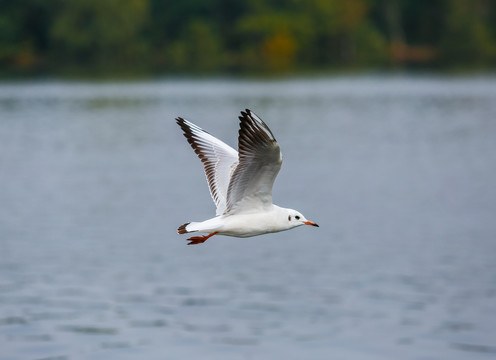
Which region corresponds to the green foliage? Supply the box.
[353,21,389,66]
[166,20,223,72]
[0,0,51,72]
[50,0,149,71]
[439,0,496,68]
[0,0,495,77]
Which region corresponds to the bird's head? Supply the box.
[285,209,319,229]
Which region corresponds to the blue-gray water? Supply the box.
[1,76,496,360]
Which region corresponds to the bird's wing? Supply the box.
[176,117,238,216]
[226,109,282,214]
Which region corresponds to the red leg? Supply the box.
[187,232,218,245]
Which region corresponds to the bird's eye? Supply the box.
[288,215,291,221]
[295,215,300,220]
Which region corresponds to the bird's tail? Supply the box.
[177,222,203,234]
[177,223,191,234]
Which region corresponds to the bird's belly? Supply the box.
[218,213,283,238]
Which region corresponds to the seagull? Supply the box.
[176,109,318,245]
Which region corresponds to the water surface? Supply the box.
[1,76,496,360]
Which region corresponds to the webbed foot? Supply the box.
[186,232,218,245]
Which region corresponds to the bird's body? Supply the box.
[176,109,318,245]
[181,205,300,238]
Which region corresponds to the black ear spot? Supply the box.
[288,215,291,221]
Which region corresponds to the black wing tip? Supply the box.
[238,108,276,142]
[176,117,192,138]
[176,117,211,136]
[239,109,254,122]
[176,117,189,133]
[240,108,251,117]
[177,222,191,234]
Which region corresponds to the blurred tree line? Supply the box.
[1,0,495,76]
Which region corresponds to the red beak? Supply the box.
[304,221,319,227]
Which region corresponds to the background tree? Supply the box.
[439,0,496,68]
[50,0,149,73]
[0,0,495,77]
[0,0,51,73]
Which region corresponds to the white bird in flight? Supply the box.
[176,109,318,245]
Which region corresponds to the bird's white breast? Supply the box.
[217,206,290,237]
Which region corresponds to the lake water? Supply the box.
[1,76,496,360]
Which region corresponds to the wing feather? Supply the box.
[226,109,282,214]
[176,118,238,215]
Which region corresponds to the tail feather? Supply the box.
[177,222,191,234]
